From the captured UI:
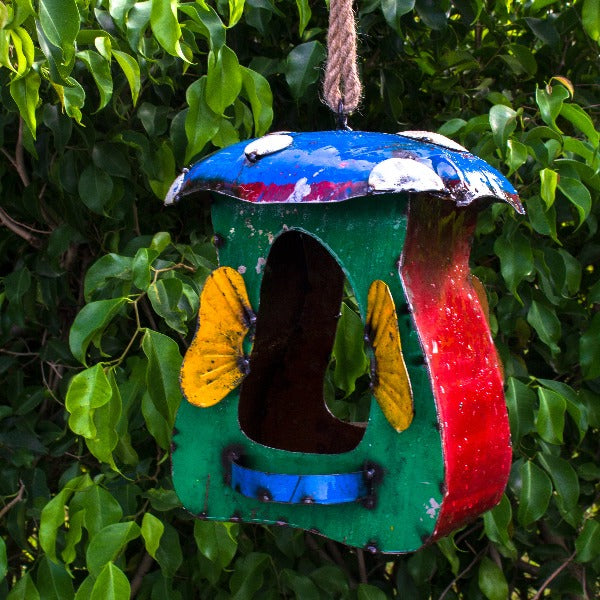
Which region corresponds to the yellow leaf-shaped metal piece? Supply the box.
[181,266,253,407]
[367,280,414,432]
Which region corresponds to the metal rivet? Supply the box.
[244,134,293,162]
[257,488,272,502]
[368,158,446,194]
[212,234,225,248]
[397,130,468,153]
[301,496,314,504]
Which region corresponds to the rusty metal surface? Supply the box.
[166,130,523,213]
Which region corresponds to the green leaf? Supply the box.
[36,555,74,600]
[178,2,225,50]
[536,387,566,444]
[78,164,114,214]
[4,267,31,303]
[527,300,561,355]
[0,537,6,582]
[112,50,140,106]
[86,522,141,576]
[575,519,600,562]
[506,139,527,174]
[505,378,536,442]
[230,553,270,599]
[518,461,552,526]
[559,103,599,146]
[483,494,517,559]
[150,0,187,60]
[185,77,220,163]
[580,312,600,380]
[332,303,368,396]
[73,576,95,600]
[141,329,182,427]
[39,0,79,56]
[493,228,533,301]
[536,84,570,130]
[241,67,273,136]
[582,0,600,41]
[141,513,164,559]
[7,573,40,600]
[147,141,176,199]
[141,391,171,449]
[76,50,113,111]
[90,563,130,600]
[436,536,460,575]
[39,475,93,563]
[285,41,326,100]
[65,364,113,438]
[154,523,183,577]
[310,566,349,596]
[206,45,242,115]
[558,176,592,228]
[537,453,579,519]
[478,556,508,600]
[539,168,558,209]
[525,17,560,47]
[148,278,186,333]
[61,509,84,565]
[84,254,132,301]
[357,583,388,600]
[489,104,517,151]
[69,298,127,365]
[194,521,238,570]
[228,0,245,27]
[295,0,311,35]
[10,71,40,138]
[61,77,86,124]
[85,370,122,467]
[381,0,415,33]
[131,248,157,291]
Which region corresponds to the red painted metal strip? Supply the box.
[401,198,511,539]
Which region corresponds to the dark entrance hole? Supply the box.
[238,231,366,454]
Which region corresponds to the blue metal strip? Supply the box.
[230,461,369,505]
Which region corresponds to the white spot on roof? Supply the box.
[398,130,468,153]
[286,177,311,202]
[369,158,445,194]
[244,134,293,161]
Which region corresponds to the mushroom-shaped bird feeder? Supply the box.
[166,130,523,553]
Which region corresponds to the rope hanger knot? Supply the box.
[323,0,362,121]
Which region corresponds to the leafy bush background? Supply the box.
[1,0,600,598]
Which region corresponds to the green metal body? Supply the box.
[172,194,444,552]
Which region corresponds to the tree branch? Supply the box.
[130,552,154,598]
[0,482,25,520]
[0,206,41,247]
[532,551,576,600]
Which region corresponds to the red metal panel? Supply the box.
[401,198,511,538]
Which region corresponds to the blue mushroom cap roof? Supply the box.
[165,130,523,214]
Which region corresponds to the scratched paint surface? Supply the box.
[366,280,414,432]
[401,198,511,538]
[176,131,522,213]
[180,267,253,407]
[172,195,446,552]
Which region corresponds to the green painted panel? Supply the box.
[172,195,444,553]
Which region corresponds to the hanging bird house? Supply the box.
[165,130,523,553]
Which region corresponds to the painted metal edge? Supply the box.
[163,131,524,213]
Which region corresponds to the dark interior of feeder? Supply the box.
[238,231,367,454]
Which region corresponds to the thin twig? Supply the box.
[305,535,356,587]
[130,552,154,598]
[356,549,367,584]
[0,206,41,247]
[531,551,576,600]
[15,118,30,187]
[438,547,486,600]
[0,482,25,520]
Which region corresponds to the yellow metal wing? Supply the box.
[181,266,253,407]
[366,280,414,432]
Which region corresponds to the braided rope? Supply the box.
[323,0,362,116]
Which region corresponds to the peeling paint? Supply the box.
[286,177,311,202]
[255,257,266,274]
[425,497,441,519]
[237,265,246,274]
